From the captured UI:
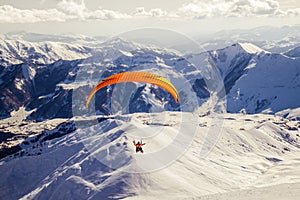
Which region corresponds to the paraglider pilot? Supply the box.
[133,140,146,153]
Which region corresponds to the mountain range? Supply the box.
[0,30,300,200]
[197,25,300,53]
[0,31,300,200]
[1,33,299,120]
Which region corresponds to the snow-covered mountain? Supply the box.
[0,38,210,120]
[284,46,300,58]
[198,25,300,53]
[226,50,300,113]
[0,39,93,66]
[3,31,106,44]
[0,38,299,120]
[0,34,300,199]
[188,42,300,113]
[0,111,299,199]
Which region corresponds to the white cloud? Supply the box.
[133,7,169,18]
[0,0,299,23]
[178,0,300,18]
[57,0,86,19]
[87,9,131,20]
[0,0,130,23]
[0,5,70,23]
[56,0,131,20]
[285,8,300,16]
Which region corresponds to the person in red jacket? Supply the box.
[133,140,146,153]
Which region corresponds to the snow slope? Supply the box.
[226,52,300,113]
[0,39,92,66]
[197,182,300,200]
[188,42,300,114]
[284,46,300,58]
[0,111,299,199]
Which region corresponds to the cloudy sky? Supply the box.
[0,0,300,36]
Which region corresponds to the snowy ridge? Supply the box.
[206,42,265,79]
[188,42,300,114]
[226,52,300,113]
[0,39,92,66]
[284,46,300,58]
[1,38,299,119]
[3,31,107,46]
[0,37,300,119]
[238,42,265,54]
[0,112,299,199]
[199,25,300,53]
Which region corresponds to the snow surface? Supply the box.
[227,53,300,113]
[0,111,299,199]
[238,43,265,54]
[284,46,300,58]
[187,42,300,114]
[0,39,92,66]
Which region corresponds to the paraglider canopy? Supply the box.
[86,71,179,108]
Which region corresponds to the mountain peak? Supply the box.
[101,37,135,46]
[99,37,140,52]
[235,42,265,54]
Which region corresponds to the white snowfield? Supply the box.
[238,42,265,54]
[0,39,92,66]
[0,111,299,200]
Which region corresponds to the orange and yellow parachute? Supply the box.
[86,71,179,108]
